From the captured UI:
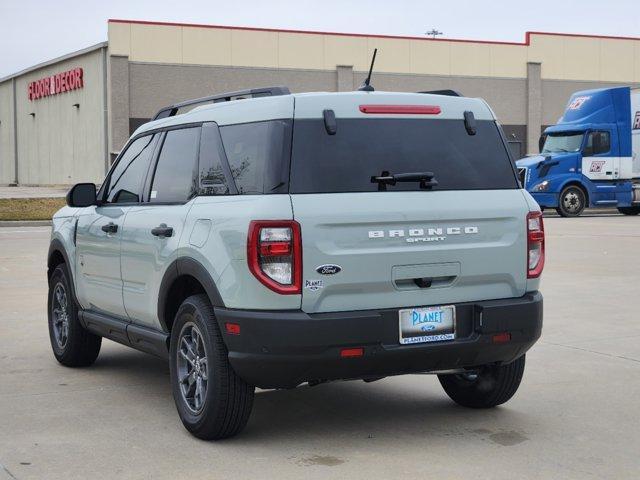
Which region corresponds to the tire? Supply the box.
[48,264,102,367]
[556,185,586,217]
[169,294,254,440]
[617,206,640,216]
[438,355,526,408]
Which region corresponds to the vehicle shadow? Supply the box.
[242,381,526,445]
[90,348,528,446]
[90,347,170,381]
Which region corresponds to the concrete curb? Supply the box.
[0,220,52,227]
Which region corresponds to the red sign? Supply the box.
[28,68,84,101]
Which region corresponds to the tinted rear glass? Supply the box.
[198,123,232,195]
[219,120,291,194]
[290,119,518,193]
[149,127,200,203]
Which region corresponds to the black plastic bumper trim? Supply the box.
[214,292,543,389]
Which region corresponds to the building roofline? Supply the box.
[524,31,640,43]
[4,21,638,83]
[0,42,108,83]
[108,18,640,46]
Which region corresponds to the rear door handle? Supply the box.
[151,224,173,238]
[101,222,118,234]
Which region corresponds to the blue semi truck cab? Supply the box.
[516,86,640,216]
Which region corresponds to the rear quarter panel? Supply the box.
[183,195,299,310]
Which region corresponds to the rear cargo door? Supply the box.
[290,93,530,313]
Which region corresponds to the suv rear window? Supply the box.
[289,118,518,193]
[219,120,291,194]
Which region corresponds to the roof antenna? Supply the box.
[358,48,377,92]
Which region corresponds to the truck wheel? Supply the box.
[169,294,254,440]
[48,264,101,367]
[556,186,586,217]
[438,355,525,408]
[617,206,640,215]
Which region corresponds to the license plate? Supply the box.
[398,305,456,345]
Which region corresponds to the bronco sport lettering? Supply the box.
[368,226,480,239]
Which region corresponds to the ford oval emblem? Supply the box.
[315,264,342,275]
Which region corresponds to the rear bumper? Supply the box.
[214,292,543,389]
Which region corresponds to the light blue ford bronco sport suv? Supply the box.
[47,86,544,439]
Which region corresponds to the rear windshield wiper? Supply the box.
[371,171,438,191]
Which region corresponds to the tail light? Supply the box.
[527,211,545,278]
[247,220,302,294]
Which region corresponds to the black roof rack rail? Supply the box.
[152,86,291,120]
[418,89,463,97]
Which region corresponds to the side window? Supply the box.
[585,131,611,156]
[584,134,592,156]
[106,134,157,203]
[219,120,291,194]
[198,123,231,195]
[149,127,200,203]
[594,131,610,154]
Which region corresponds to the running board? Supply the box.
[78,311,169,359]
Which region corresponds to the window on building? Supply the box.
[106,134,157,203]
[149,127,200,203]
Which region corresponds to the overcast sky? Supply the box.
[1,0,638,78]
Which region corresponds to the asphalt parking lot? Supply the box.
[1,214,639,480]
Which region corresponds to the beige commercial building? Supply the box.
[2,19,640,185]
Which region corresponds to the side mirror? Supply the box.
[538,135,545,153]
[66,183,97,207]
